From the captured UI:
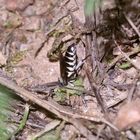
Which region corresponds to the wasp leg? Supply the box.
[76,54,91,72]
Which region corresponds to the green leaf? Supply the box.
[53,77,85,102]
[0,85,18,139]
[119,62,132,69]
[38,133,60,140]
[84,0,101,16]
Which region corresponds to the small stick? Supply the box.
[108,47,140,71]
[127,73,139,103]
[123,12,140,38]
[32,120,61,139]
[0,76,98,139]
[115,41,140,70]
[0,75,118,131]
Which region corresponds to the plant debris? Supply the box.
[0,0,140,139]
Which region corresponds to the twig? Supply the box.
[106,92,128,108]
[60,0,70,7]
[108,47,140,71]
[0,75,118,131]
[35,10,70,57]
[32,120,61,139]
[85,34,107,115]
[11,104,30,138]
[96,124,106,140]
[0,76,99,139]
[86,70,106,113]
[84,35,119,132]
[127,72,140,103]
[114,41,140,103]
[115,41,140,70]
[18,104,29,130]
[55,120,65,139]
[123,12,140,38]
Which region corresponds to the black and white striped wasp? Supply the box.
[28,44,89,94]
[60,43,89,86]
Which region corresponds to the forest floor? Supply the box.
[0,0,140,139]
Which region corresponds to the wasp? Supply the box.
[28,44,89,94]
[60,44,89,86]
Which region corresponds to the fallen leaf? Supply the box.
[0,52,7,66]
[114,99,140,130]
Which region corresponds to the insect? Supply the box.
[60,44,89,86]
[28,44,88,94]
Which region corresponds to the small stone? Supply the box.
[23,6,36,16]
[20,44,29,51]
[125,67,137,79]
[23,16,41,31]
[0,52,7,66]
[5,0,34,12]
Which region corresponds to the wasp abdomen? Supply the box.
[64,44,78,84]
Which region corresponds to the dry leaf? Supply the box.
[0,52,6,66]
[114,99,140,130]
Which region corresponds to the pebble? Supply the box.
[23,16,41,31]
[5,0,34,12]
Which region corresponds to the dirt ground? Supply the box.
[0,0,140,140]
